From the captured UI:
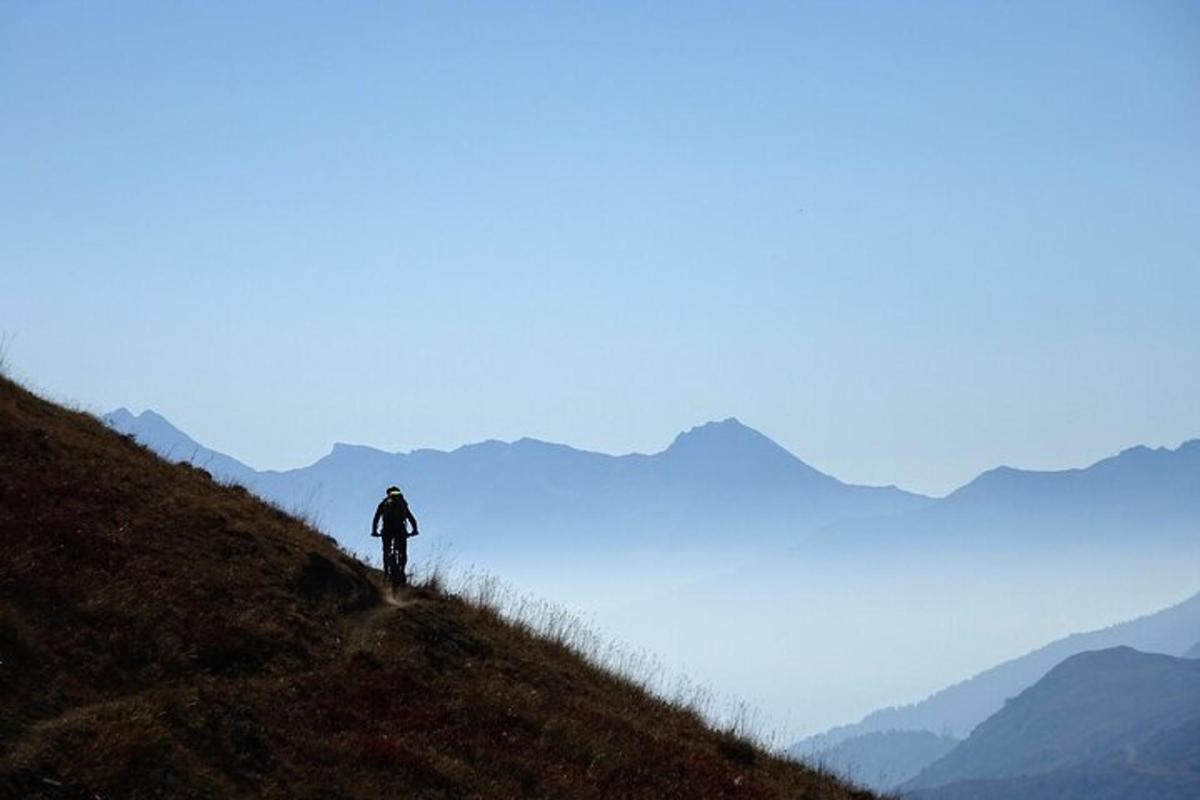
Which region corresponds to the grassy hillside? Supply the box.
[0,376,871,799]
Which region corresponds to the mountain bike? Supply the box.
[375,531,415,590]
[382,539,405,590]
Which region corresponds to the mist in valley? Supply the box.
[451,543,1200,739]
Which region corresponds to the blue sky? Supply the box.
[2,1,1197,495]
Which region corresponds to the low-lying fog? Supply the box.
[461,545,1200,740]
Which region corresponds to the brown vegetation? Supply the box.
[0,375,873,799]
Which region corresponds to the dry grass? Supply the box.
[438,564,781,744]
[0,374,876,799]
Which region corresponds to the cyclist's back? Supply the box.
[371,486,419,587]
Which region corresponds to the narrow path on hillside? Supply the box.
[4,693,156,768]
[343,583,423,653]
[10,582,423,765]
[383,588,421,609]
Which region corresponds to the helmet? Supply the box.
[386,485,402,496]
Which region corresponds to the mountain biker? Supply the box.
[371,485,419,588]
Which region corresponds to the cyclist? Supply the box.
[371,485,419,588]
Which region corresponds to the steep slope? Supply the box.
[794,590,1200,749]
[904,648,1200,799]
[1184,640,1200,659]
[104,407,258,485]
[1,376,871,799]
[104,411,930,560]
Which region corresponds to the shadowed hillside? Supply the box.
[0,376,872,799]
[904,648,1200,799]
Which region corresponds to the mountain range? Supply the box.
[791,591,1200,790]
[104,408,1200,566]
[809,439,1200,558]
[796,590,1200,746]
[903,647,1200,799]
[103,409,931,560]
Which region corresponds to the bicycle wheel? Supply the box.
[386,551,403,590]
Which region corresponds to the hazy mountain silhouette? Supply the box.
[1185,640,1200,658]
[102,412,931,560]
[812,439,1200,557]
[801,730,960,792]
[105,408,257,484]
[794,591,1200,749]
[903,647,1200,799]
[904,719,1200,800]
[105,409,1199,565]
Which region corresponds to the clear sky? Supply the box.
[2,1,1197,496]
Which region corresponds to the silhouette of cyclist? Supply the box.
[371,485,419,588]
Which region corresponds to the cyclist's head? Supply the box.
[386,485,402,496]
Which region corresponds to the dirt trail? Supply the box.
[382,588,421,609]
[343,583,422,653]
[5,694,154,767]
[6,580,420,770]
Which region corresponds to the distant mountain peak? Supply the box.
[667,417,772,450]
[659,417,831,482]
[105,407,136,424]
[945,434,1200,505]
[102,406,255,481]
[328,442,389,458]
[1113,439,1200,462]
[104,406,180,436]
